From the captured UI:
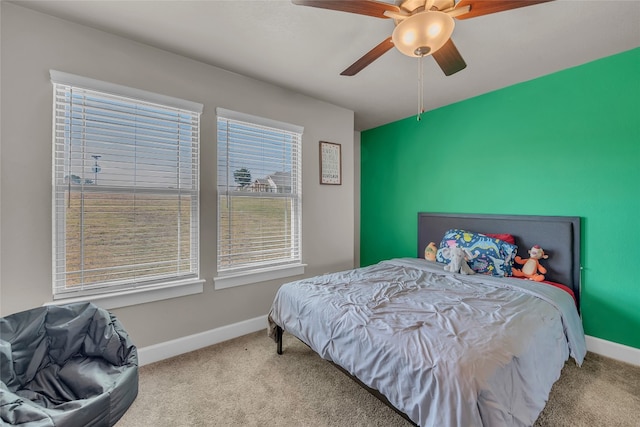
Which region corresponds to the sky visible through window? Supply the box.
[60,89,196,190]
[217,118,296,194]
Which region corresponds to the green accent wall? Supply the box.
[361,48,640,349]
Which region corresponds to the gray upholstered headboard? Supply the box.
[418,212,582,308]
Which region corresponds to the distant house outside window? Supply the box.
[215,108,304,289]
[51,71,203,300]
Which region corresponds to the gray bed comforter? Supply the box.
[268,258,586,427]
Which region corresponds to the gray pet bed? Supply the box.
[0,302,138,426]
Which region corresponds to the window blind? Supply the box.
[216,109,303,275]
[51,71,202,297]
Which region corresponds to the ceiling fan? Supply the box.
[292,0,552,76]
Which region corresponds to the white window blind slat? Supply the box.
[216,110,303,275]
[51,73,201,297]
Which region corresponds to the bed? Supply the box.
[268,212,586,426]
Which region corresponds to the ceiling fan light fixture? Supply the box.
[392,11,455,57]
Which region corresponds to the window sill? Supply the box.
[214,264,306,290]
[45,279,205,310]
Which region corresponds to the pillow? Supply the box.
[513,277,577,305]
[543,280,577,305]
[436,229,518,277]
[484,233,516,245]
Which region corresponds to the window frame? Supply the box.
[214,108,305,289]
[50,70,204,305]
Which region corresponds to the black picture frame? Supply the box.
[319,141,342,185]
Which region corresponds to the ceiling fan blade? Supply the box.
[292,0,399,19]
[454,0,553,20]
[432,38,467,76]
[341,37,394,76]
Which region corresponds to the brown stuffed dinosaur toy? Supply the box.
[512,245,548,281]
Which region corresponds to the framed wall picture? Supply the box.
[319,141,342,185]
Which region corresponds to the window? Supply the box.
[215,108,304,288]
[51,70,203,300]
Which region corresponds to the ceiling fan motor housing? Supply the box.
[391,11,455,57]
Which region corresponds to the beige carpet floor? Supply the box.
[117,331,640,427]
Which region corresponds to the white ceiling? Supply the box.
[12,0,640,130]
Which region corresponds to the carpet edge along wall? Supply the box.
[360,47,640,349]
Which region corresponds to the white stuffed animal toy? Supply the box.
[440,246,476,275]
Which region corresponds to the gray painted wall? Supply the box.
[0,3,356,347]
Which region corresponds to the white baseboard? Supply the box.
[586,335,640,366]
[137,315,267,366]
